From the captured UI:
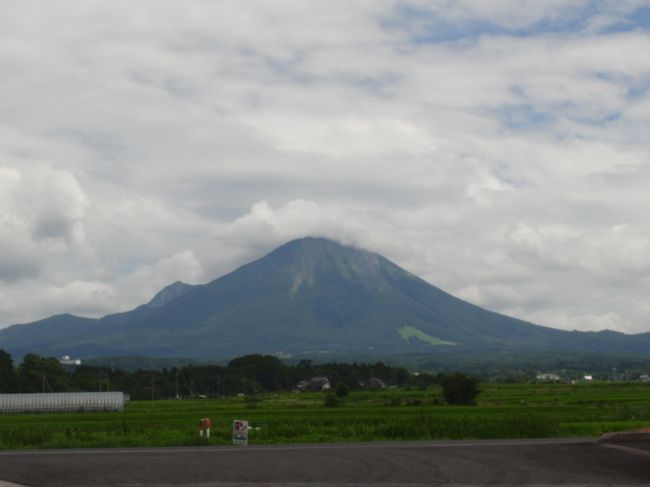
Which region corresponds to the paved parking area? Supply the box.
[1,438,650,486]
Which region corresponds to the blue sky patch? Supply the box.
[493,104,555,131]
[601,6,650,34]
[386,3,650,44]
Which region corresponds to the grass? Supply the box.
[1,382,649,449]
[397,326,456,346]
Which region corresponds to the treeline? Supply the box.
[0,350,440,400]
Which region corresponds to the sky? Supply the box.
[1,1,650,334]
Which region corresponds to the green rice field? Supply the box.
[1,382,650,449]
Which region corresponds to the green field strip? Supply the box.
[1,382,650,449]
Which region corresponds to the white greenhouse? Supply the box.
[0,392,127,414]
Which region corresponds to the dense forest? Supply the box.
[0,349,439,400]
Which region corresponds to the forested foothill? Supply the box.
[3,348,650,403]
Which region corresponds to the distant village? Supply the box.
[535,371,650,383]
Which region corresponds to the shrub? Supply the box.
[440,373,480,405]
[335,384,350,398]
[324,393,340,407]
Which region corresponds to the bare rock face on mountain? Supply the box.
[1,237,648,359]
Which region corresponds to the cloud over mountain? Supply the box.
[0,1,649,333]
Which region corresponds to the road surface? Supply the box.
[1,437,649,486]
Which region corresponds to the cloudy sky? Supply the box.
[1,1,650,334]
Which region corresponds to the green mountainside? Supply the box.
[1,237,649,359]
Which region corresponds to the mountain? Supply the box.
[144,281,193,308]
[1,237,649,359]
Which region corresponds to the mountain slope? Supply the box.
[1,237,649,358]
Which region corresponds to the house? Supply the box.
[359,378,387,389]
[296,377,331,392]
[536,373,561,382]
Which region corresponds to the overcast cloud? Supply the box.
[1,1,649,333]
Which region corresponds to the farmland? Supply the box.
[1,381,650,450]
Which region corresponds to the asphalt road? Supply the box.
[1,437,650,486]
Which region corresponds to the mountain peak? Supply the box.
[265,237,388,291]
[272,236,356,253]
[146,281,192,308]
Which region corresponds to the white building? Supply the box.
[59,355,82,366]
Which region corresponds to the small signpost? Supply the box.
[199,417,211,439]
[233,419,248,445]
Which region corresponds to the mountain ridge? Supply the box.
[1,237,649,359]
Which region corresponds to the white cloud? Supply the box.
[118,250,205,305]
[0,165,91,281]
[43,280,119,317]
[249,114,432,158]
[0,1,649,335]
[200,200,400,278]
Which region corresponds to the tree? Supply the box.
[228,354,286,391]
[323,392,340,407]
[0,349,17,393]
[18,353,69,392]
[439,373,480,405]
[335,383,350,398]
